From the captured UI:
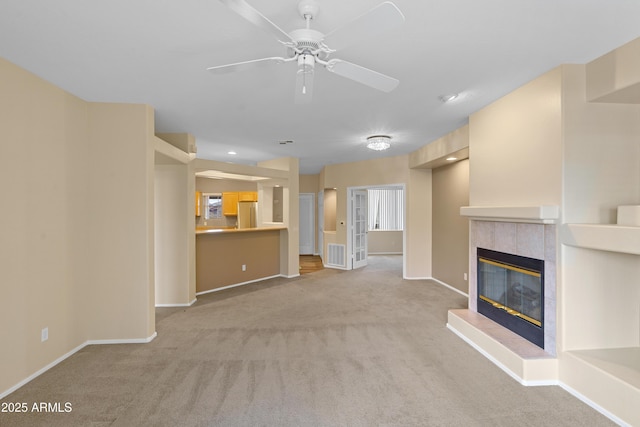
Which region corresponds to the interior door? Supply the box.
[352,189,368,269]
[299,193,315,255]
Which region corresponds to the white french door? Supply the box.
[351,189,368,269]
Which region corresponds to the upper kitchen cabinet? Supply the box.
[195,191,202,217]
[222,192,239,216]
[239,191,258,202]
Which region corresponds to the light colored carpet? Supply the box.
[0,256,613,426]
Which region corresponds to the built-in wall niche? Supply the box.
[324,188,337,232]
[272,186,283,223]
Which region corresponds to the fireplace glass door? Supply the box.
[477,248,544,348]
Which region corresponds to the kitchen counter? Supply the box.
[196,226,286,235]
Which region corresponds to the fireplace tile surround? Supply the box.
[469,220,557,356]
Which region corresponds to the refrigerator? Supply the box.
[237,201,257,229]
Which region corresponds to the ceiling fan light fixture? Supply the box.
[366,135,391,151]
[211,0,405,105]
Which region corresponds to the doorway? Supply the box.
[347,184,406,275]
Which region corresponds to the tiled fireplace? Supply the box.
[469,220,557,356]
[477,247,545,348]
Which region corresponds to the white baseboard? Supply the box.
[86,332,157,345]
[195,274,283,296]
[0,332,157,400]
[0,342,87,400]
[558,382,629,427]
[428,277,469,298]
[155,298,197,308]
[324,264,348,270]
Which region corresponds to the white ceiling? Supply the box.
[2,1,640,174]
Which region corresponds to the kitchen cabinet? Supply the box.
[222,192,239,216]
[239,191,258,202]
[195,191,202,217]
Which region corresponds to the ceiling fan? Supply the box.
[208,0,405,103]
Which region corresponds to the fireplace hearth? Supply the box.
[477,248,544,348]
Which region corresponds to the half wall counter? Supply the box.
[195,226,286,294]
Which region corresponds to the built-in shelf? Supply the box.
[562,223,640,255]
[564,348,640,426]
[569,347,640,390]
[460,205,560,224]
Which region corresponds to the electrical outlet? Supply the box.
[242,264,246,272]
[464,273,468,281]
[41,327,48,342]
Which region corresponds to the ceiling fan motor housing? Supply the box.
[289,28,325,53]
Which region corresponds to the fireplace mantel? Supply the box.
[460,205,560,224]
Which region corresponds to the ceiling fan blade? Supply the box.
[207,57,286,74]
[325,59,399,92]
[322,2,405,52]
[295,68,314,104]
[219,0,294,44]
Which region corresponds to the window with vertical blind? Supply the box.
[367,187,404,231]
[203,193,222,220]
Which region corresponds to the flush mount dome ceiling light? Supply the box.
[439,93,459,102]
[366,135,391,151]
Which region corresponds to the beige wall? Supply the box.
[155,163,193,306]
[86,102,155,340]
[321,155,432,278]
[0,57,89,393]
[0,58,155,396]
[406,168,432,278]
[367,231,403,254]
[432,159,469,293]
[257,157,299,278]
[196,230,281,293]
[300,174,319,193]
[469,67,563,207]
